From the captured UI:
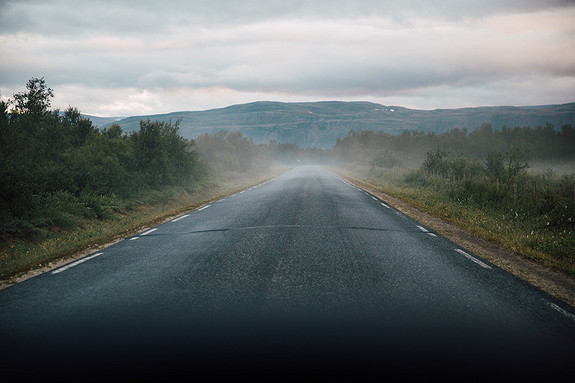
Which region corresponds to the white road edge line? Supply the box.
[455,249,492,269]
[416,225,437,237]
[548,302,575,322]
[52,253,103,274]
[141,228,158,236]
[198,204,211,211]
[171,214,190,223]
[380,202,390,208]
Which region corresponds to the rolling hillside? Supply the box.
[100,101,575,148]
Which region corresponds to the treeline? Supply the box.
[0,79,203,237]
[332,123,575,168]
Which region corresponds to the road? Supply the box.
[1,166,574,381]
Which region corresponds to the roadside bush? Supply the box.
[30,191,84,229]
[448,178,507,206]
[403,170,430,188]
[78,190,119,220]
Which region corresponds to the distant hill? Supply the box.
[59,112,122,128]
[83,115,122,128]
[99,101,575,148]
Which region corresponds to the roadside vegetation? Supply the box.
[334,127,575,276]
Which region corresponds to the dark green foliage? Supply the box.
[12,77,54,116]
[0,79,201,238]
[485,151,505,181]
[422,147,449,175]
[130,119,199,187]
[447,178,507,206]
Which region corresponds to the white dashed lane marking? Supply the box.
[171,214,189,223]
[548,302,575,322]
[52,253,103,274]
[455,248,492,269]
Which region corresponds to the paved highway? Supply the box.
[1,166,574,381]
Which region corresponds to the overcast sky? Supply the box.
[1,0,574,117]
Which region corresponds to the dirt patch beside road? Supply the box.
[342,174,575,308]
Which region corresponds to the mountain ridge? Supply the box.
[97,101,575,148]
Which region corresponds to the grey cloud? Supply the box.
[2,0,574,35]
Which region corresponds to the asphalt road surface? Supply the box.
[1,166,574,381]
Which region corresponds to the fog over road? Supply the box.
[1,166,574,381]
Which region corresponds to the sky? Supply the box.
[1,0,574,117]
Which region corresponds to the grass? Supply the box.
[340,165,575,277]
[0,169,286,282]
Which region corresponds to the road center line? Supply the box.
[52,253,103,274]
[198,204,211,211]
[455,249,492,269]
